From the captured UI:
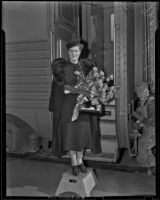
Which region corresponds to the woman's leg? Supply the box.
[70,150,79,176]
[77,150,87,173]
[76,151,83,165]
[70,150,77,166]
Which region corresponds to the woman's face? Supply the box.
[68,46,81,64]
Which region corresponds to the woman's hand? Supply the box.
[64,90,71,94]
[64,85,76,94]
[64,85,90,96]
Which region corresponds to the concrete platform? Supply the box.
[6,156,156,197]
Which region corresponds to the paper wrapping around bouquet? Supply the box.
[80,107,102,114]
[72,104,80,121]
[72,104,102,121]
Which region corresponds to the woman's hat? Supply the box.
[66,38,84,50]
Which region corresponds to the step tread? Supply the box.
[101,135,117,140]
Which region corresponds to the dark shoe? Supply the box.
[72,165,79,176]
[78,163,87,173]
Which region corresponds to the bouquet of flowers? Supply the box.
[71,66,116,121]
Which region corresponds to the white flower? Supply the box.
[100,71,105,76]
[104,84,108,91]
[106,77,110,82]
[108,91,114,99]
[110,75,114,80]
[98,79,103,88]
[93,72,100,79]
[91,97,99,105]
[93,67,98,72]
[74,71,81,76]
[110,86,115,91]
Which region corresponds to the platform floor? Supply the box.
[5,156,155,197]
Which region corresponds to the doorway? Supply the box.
[80,2,119,162]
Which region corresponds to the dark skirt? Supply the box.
[63,113,92,151]
[61,93,102,153]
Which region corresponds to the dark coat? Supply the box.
[49,80,65,156]
[49,58,101,156]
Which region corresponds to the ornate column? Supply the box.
[142,2,158,91]
[114,2,128,148]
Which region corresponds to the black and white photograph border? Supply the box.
[1,1,160,199]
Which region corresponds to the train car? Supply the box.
[2,2,157,165]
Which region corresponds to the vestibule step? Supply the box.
[84,152,118,162]
[100,121,116,136]
[101,135,117,140]
[100,106,115,121]
[101,138,118,154]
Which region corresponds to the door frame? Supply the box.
[81,2,129,149]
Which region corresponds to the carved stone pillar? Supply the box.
[114,2,128,148]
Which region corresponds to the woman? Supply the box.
[49,38,101,176]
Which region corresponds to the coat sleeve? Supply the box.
[53,66,65,84]
[48,80,65,112]
[49,59,67,111]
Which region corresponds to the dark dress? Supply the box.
[49,59,102,156]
